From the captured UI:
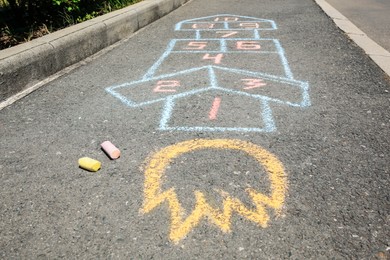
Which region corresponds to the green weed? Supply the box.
[0,0,143,49]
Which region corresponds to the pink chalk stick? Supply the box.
[101,141,120,159]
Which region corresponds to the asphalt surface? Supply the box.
[1,0,390,258]
[326,0,390,52]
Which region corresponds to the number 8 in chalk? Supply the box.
[79,157,101,172]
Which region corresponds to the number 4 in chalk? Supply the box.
[203,53,223,64]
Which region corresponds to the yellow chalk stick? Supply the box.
[78,157,101,172]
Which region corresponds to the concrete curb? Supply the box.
[0,0,190,103]
[315,0,390,77]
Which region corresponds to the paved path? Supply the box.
[326,0,390,52]
[1,0,389,258]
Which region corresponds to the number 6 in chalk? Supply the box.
[79,157,101,172]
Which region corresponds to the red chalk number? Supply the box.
[153,80,180,93]
[192,23,215,29]
[184,42,208,50]
[203,53,223,64]
[214,17,239,21]
[242,79,266,90]
[236,41,261,50]
[216,31,238,38]
[239,23,259,29]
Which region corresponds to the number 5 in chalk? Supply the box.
[79,157,101,172]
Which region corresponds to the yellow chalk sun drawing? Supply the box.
[141,139,287,243]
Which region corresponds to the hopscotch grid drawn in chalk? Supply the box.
[195,30,201,39]
[171,51,279,53]
[254,30,261,39]
[194,31,262,39]
[142,39,178,80]
[107,65,309,108]
[158,88,276,133]
[141,39,288,79]
[177,28,277,31]
[174,14,277,30]
[105,14,310,132]
[273,39,294,79]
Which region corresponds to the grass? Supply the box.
[0,0,142,50]
[0,0,8,8]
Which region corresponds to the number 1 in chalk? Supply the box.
[79,157,101,172]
